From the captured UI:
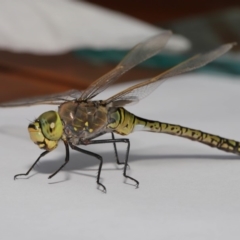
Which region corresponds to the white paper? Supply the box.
[1,73,240,239]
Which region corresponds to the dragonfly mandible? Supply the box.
[0,31,236,192]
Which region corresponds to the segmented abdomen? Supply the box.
[146,122,240,154]
[108,107,240,155]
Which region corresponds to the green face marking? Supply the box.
[28,111,63,151]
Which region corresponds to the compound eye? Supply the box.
[50,122,55,129]
[38,111,63,141]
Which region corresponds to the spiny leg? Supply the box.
[69,143,106,193]
[48,140,69,179]
[14,150,49,180]
[88,138,139,188]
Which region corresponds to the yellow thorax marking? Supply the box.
[83,121,93,132]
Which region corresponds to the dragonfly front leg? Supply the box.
[69,143,106,193]
[48,140,70,179]
[14,150,49,180]
[88,138,139,188]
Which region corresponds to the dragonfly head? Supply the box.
[28,111,63,151]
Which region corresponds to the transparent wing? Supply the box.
[104,43,235,107]
[0,89,82,107]
[80,31,172,100]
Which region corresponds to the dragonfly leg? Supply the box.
[122,139,139,188]
[69,143,106,193]
[48,140,70,179]
[88,138,139,188]
[14,150,49,180]
[111,132,124,165]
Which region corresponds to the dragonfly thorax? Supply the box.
[59,101,111,144]
[28,111,63,151]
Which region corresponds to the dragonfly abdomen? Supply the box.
[145,121,240,154]
[108,108,240,155]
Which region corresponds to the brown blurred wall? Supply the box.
[0,0,239,103]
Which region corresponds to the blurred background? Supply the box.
[0,0,239,103]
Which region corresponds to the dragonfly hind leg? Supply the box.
[122,139,139,188]
[111,132,126,166]
[88,137,139,188]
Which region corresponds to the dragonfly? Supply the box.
[0,31,237,192]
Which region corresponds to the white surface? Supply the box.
[0,0,190,54]
[1,73,240,239]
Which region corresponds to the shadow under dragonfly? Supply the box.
[29,150,240,175]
